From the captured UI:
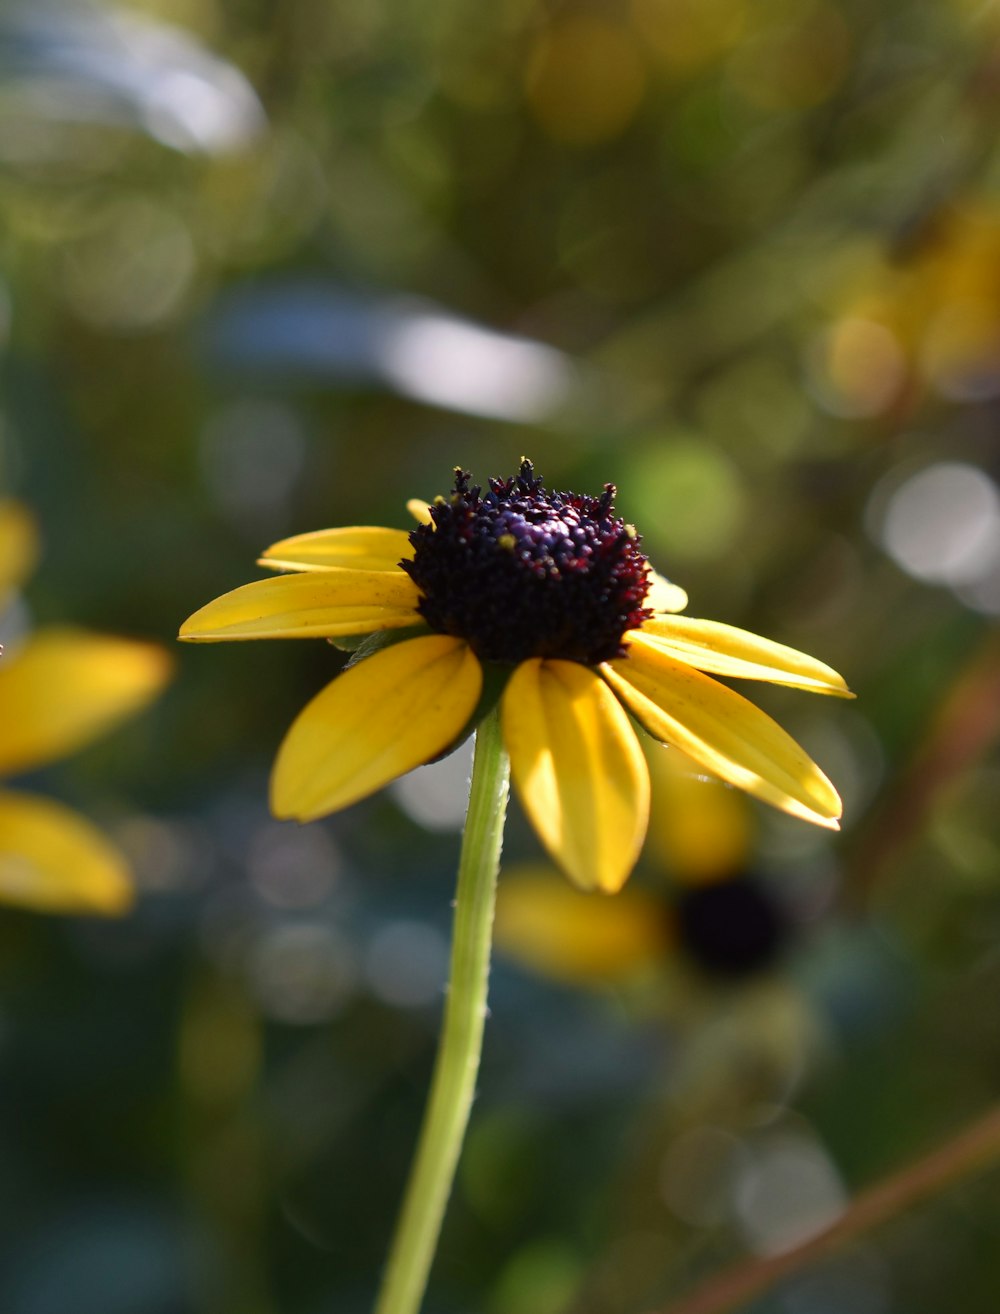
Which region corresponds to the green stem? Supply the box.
[373,707,510,1314]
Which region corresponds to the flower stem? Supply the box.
[373,707,510,1314]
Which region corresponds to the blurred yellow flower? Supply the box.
[645,739,755,885]
[495,861,669,983]
[181,460,851,894]
[631,0,747,76]
[495,751,784,987]
[816,203,1000,414]
[525,17,646,146]
[0,502,172,915]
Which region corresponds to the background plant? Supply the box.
[2,1,1000,1311]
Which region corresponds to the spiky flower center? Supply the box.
[402,460,652,665]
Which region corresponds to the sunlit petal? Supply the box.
[0,628,172,777]
[0,500,40,603]
[603,633,842,828]
[502,659,649,893]
[272,636,482,820]
[638,615,853,697]
[646,568,688,614]
[179,570,422,641]
[0,790,132,915]
[495,864,669,982]
[258,525,414,573]
[407,498,433,525]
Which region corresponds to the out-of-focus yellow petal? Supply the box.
[501,659,649,893]
[407,499,433,525]
[495,864,669,983]
[272,636,482,820]
[0,789,132,914]
[0,628,172,777]
[0,500,40,603]
[638,615,853,697]
[646,569,688,614]
[258,526,414,573]
[645,744,754,884]
[603,633,842,829]
[179,571,422,642]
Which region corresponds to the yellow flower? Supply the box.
[0,502,173,915]
[495,756,783,985]
[180,460,852,893]
[495,862,671,983]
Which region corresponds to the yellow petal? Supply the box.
[639,615,853,697]
[0,500,40,603]
[0,790,132,914]
[495,864,669,983]
[407,498,433,525]
[259,526,414,573]
[272,635,482,820]
[604,634,842,828]
[0,628,172,777]
[179,570,422,641]
[644,744,754,884]
[646,568,688,614]
[501,659,650,893]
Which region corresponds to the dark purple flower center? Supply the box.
[401,459,652,665]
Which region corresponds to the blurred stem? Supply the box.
[658,1102,1000,1314]
[848,630,1000,908]
[373,707,510,1314]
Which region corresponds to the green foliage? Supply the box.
[2,0,1000,1310]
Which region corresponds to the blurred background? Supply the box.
[2,0,1000,1311]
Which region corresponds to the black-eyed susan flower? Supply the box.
[180,459,851,894]
[495,862,787,986]
[495,749,787,987]
[0,501,172,914]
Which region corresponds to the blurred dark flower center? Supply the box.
[675,877,787,978]
[403,459,652,665]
